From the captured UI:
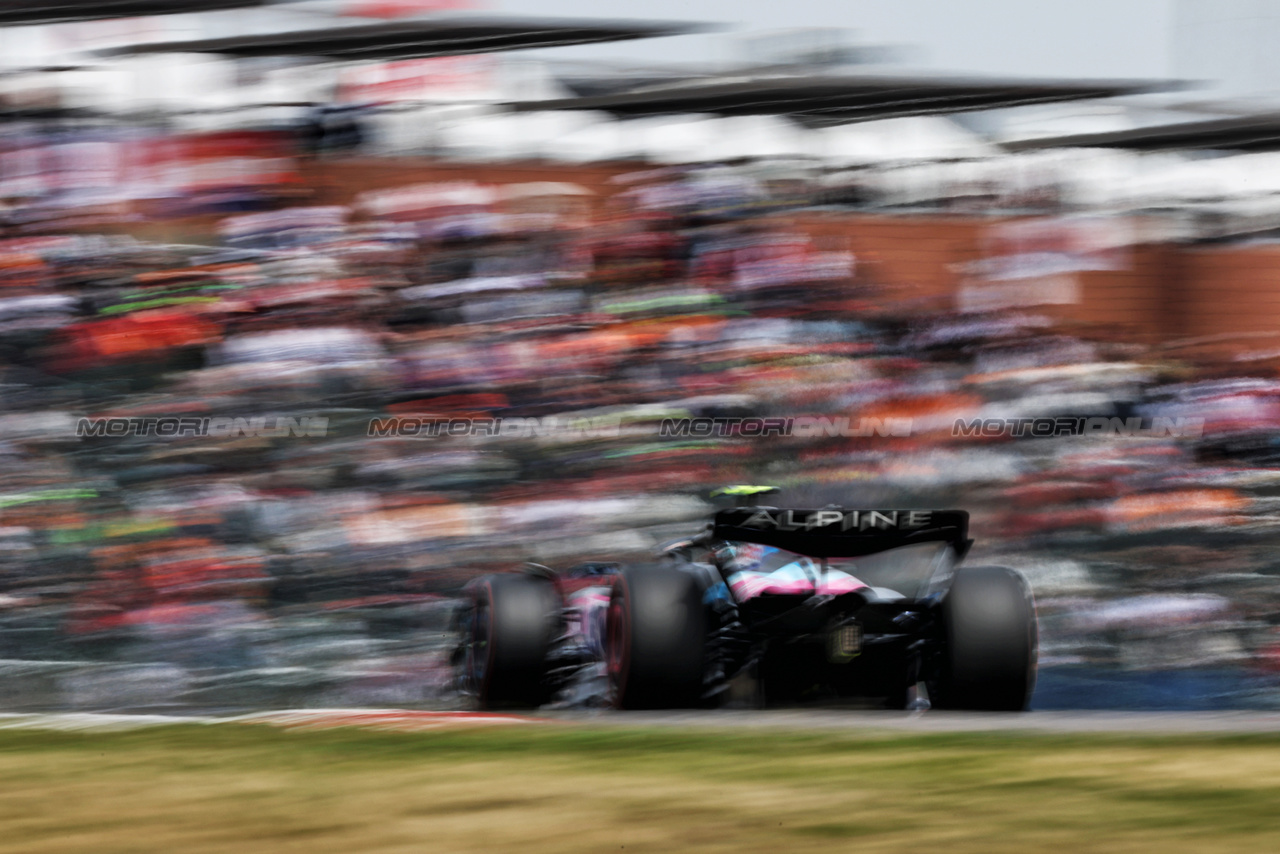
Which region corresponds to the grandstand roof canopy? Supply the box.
[0,0,266,26]
[1004,112,1280,152]
[96,15,708,60]
[507,73,1180,127]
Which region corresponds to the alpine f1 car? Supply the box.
[452,487,1038,711]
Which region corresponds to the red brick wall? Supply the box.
[786,212,985,309]
[1174,246,1280,345]
[1039,244,1181,345]
[306,158,638,207]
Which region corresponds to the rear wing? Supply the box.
[711,508,971,559]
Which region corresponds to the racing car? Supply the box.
[452,487,1037,711]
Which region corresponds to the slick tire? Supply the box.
[931,565,1038,712]
[606,564,707,709]
[465,573,559,710]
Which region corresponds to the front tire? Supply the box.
[931,565,1037,711]
[461,573,560,709]
[607,565,707,709]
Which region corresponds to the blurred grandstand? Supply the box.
[1,1,1280,713]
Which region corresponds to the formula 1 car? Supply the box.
[452,487,1037,711]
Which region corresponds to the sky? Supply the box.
[494,0,1177,81]
[0,1,1184,84]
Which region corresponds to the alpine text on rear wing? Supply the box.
[711,508,972,558]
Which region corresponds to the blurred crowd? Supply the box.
[2,130,1280,712]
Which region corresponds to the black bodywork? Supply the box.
[682,507,973,706]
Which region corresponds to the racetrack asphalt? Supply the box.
[548,708,1280,733]
[5,708,1280,733]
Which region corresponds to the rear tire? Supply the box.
[931,565,1037,711]
[463,573,560,709]
[607,565,707,709]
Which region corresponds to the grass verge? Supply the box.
[1,723,1279,853]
